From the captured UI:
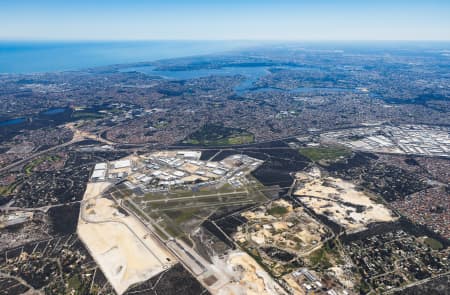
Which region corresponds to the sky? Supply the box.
[1,0,449,41]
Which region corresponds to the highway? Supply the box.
[0,200,81,213]
[0,137,79,174]
[0,125,114,174]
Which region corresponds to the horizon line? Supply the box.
[1,39,450,43]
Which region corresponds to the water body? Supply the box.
[122,65,271,93]
[0,118,26,126]
[41,108,67,115]
[121,65,270,81]
[0,41,253,74]
[1,107,71,123]
[250,86,358,94]
[0,107,74,143]
[124,65,273,93]
[122,65,357,94]
[2,41,449,75]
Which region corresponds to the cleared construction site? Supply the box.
[78,181,175,294]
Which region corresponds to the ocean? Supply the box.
[2,41,448,74]
[0,41,251,74]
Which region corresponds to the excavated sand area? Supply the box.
[78,182,175,294]
[83,182,111,200]
[216,251,288,295]
[295,176,396,231]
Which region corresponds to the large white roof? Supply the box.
[91,169,106,179]
[113,160,131,169]
[94,163,107,170]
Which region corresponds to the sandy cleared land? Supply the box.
[236,199,328,255]
[282,274,306,295]
[295,173,396,231]
[210,251,287,295]
[329,266,355,289]
[78,182,175,295]
[80,182,111,200]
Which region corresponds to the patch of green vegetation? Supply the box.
[0,182,19,195]
[308,241,340,269]
[183,124,254,146]
[66,274,93,294]
[144,192,168,200]
[299,146,351,162]
[163,224,182,238]
[244,247,281,277]
[67,274,82,291]
[153,226,169,241]
[132,180,268,242]
[24,159,43,174]
[154,120,168,129]
[226,134,255,145]
[311,240,343,269]
[167,208,201,224]
[146,184,244,201]
[309,247,332,269]
[424,237,443,250]
[180,235,194,247]
[358,279,371,294]
[247,248,263,265]
[149,193,252,211]
[267,206,288,216]
[24,155,61,174]
[123,200,149,222]
[215,183,237,193]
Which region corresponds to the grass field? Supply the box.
[267,206,288,216]
[299,146,351,162]
[0,180,21,196]
[24,155,61,174]
[424,237,443,250]
[185,134,254,146]
[183,124,254,146]
[127,178,268,242]
[308,244,333,269]
[144,183,239,201]
[165,208,203,224]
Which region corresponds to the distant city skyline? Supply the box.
[1,0,450,41]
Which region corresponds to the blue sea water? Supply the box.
[0,41,252,74]
[2,41,448,75]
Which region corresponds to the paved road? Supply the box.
[0,200,81,213]
[0,126,114,174]
[0,138,79,174]
[0,271,43,295]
